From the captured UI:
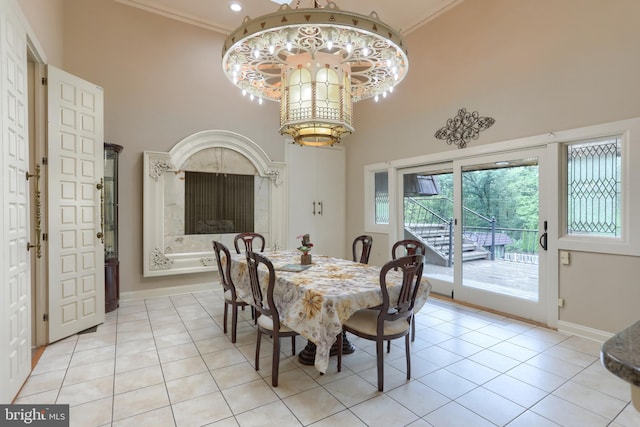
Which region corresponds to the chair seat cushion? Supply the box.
[344,309,410,337]
[257,314,294,333]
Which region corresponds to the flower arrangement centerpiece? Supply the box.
[297,234,314,265]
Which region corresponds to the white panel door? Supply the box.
[0,0,31,403]
[286,144,345,258]
[287,145,319,251]
[47,65,105,342]
[314,146,345,258]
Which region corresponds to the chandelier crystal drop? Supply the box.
[221,1,409,146]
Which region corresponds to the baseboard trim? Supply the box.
[557,320,614,343]
[120,282,215,301]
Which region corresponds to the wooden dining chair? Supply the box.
[212,240,251,343]
[246,251,298,387]
[234,232,266,254]
[392,239,427,259]
[391,239,427,342]
[352,235,373,264]
[338,254,430,391]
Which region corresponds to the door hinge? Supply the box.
[41,77,47,85]
[42,157,48,165]
[42,233,48,241]
[43,313,48,322]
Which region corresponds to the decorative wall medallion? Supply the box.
[435,108,495,149]
[149,157,174,181]
[150,248,173,270]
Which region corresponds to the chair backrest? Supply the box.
[352,235,373,264]
[234,232,266,254]
[246,251,281,329]
[212,240,238,299]
[378,254,426,326]
[392,239,427,259]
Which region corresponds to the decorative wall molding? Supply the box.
[435,108,495,149]
[150,248,173,270]
[143,130,287,277]
[200,257,215,266]
[266,169,282,186]
[149,155,173,181]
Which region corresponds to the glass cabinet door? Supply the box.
[104,143,123,312]
[104,148,118,260]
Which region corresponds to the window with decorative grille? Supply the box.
[565,136,622,237]
[375,171,389,224]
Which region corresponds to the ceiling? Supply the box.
[114,0,462,36]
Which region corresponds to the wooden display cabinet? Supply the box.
[104,143,123,312]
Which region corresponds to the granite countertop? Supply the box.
[601,320,640,387]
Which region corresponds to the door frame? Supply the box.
[396,162,454,298]
[28,54,49,348]
[389,138,558,329]
[452,148,548,323]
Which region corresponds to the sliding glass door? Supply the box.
[400,164,454,297]
[399,148,548,323]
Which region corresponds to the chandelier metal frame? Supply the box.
[221,1,409,145]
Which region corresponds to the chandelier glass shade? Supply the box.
[221,1,409,146]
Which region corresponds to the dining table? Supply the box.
[226,250,431,373]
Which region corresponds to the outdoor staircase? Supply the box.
[404,196,492,266]
[406,223,489,267]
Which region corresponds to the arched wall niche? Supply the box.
[143,130,286,277]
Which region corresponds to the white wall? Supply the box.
[345,0,640,334]
[17,0,640,334]
[60,0,286,294]
[18,0,63,66]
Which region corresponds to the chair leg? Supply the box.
[376,338,384,392]
[272,335,280,387]
[291,336,296,356]
[405,334,411,380]
[223,302,229,334]
[231,304,238,343]
[255,329,262,371]
[387,340,391,353]
[411,315,416,342]
[336,332,343,372]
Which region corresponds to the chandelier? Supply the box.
[221,1,409,146]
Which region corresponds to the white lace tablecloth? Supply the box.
[226,250,431,373]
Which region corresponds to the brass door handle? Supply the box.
[97,178,104,243]
[26,165,42,258]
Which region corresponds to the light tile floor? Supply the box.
[15,290,640,427]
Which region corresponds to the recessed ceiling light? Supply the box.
[270,0,292,4]
[229,2,242,12]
